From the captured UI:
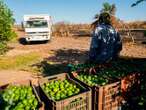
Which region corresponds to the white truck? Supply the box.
[23,14,52,42]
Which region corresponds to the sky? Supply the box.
[4,0,146,24]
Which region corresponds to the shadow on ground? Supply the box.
[31,49,88,76]
[35,61,67,76]
[142,41,146,44]
[31,48,146,77]
[116,57,146,72]
[45,49,88,64]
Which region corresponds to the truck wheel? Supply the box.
[27,41,31,44]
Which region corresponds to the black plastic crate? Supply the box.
[38,73,92,110]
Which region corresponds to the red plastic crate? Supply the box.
[95,81,122,110]
[121,72,140,93]
[71,72,122,110]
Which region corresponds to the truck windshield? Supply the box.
[26,20,48,28]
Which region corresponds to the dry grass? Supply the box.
[0,52,41,71]
[52,22,91,37]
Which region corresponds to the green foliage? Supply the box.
[94,2,116,20]
[0,85,38,110]
[131,0,146,7]
[0,0,16,54]
[0,42,7,54]
[101,2,116,15]
[92,2,116,27]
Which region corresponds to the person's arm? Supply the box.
[116,32,122,51]
[89,27,101,62]
[113,32,122,58]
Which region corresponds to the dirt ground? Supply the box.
[0,30,146,85]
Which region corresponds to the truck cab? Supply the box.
[23,14,52,42]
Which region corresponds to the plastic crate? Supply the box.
[121,72,141,108]
[0,80,44,110]
[120,73,143,110]
[121,72,141,93]
[70,72,122,110]
[95,81,122,110]
[38,73,92,110]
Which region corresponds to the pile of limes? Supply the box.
[77,73,109,86]
[0,85,38,110]
[42,79,81,101]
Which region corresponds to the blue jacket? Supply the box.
[89,24,122,63]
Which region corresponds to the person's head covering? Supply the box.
[99,12,111,25]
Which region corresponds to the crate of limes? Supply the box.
[70,71,122,110]
[38,73,92,110]
[0,80,44,110]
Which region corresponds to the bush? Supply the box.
[0,0,16,54]
[0,42,7,54]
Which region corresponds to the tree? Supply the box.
[92,2,116,28]
[94,2,116,20]
[0,0,16,54]
[131,0,146,7]
[101,2,116,15]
